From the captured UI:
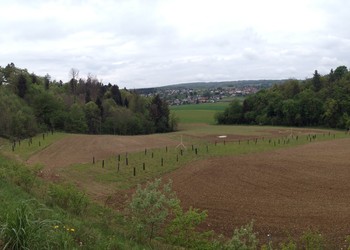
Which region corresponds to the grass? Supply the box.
[0,155,154,250]
[170,102,230,124]
[1,132,68,161]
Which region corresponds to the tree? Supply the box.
[149,95,170,132]
[84,101,101,134]
[65,104,87,133]
[44,74,51,90]
[110,85,123,106]
[17,73,27,98]
[333,65,348,80]
[312,70,322,92]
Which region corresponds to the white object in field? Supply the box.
[218,135,227,138]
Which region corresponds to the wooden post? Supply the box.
[152,152,154,158]
[133,167,136,176]
[93,157,95,164]
[161,158,164,166]
[224,140,225,145]
[180,149,183,156]
[118,154,120,162]
[102,160,104,168]
[143,162,145,170]
[126,157,129,166]
[195,148,198,155]
[145,149,147,155]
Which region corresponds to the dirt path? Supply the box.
[163,138,350,246]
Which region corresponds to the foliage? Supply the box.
[47,184,89,215]
[165,205,213,249]
[0,63,173,138]
[126,178,178,242]
[216,66,350,129]
[224,221,258,250]
[300,230,324,250]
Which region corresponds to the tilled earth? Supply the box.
[164,138,350,247]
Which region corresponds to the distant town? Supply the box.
[136,80,284,105]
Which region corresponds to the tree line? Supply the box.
[0,63,176,139]
[216,66,350,129]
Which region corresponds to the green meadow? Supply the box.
[170,102,229,124]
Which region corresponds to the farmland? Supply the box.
[2,108,350,248]
[170,102,229,124]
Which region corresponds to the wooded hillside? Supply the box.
[216,66,350,129]
[0,63,174,139]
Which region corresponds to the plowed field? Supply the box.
[165,138,350,246]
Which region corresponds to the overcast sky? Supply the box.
[1,0,350,88]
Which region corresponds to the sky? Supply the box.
[1,0,350,88]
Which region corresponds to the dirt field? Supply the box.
[164,138,350,246]
[27,134,178,169]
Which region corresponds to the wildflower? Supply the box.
[53,225,59,229]
[70,228,75,232]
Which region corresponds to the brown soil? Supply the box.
[163,138,350,246]
[27,134,178,170]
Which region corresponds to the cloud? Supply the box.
[0,0,350,88]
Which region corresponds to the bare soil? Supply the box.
[163,138,350,246]
[27,134,178,169]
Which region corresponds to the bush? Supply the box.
[224,221,258,250]
[125,178,178,243]
[165,205,213,249]
[300,229,324,250]
[48,184,89,215]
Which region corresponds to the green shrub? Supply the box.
[48,184,89,215]
[125,178,178,243]
[224,221,258,250]
[279,239,297,250]
[165,205,213,249]
[300,230,324,250]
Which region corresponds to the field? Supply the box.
[170,102,229,124]
[3,120,350,247]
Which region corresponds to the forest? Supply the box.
[216,66,350,129]
[0,63,176,139]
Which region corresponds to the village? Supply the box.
[152,85,259,105]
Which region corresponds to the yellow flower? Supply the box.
[70,228,75,232]
[53,225,59,229]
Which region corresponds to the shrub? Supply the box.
[48,184,89,215]
[224,221,258,250]
[300,229,324,250]
[125,178,178,243]
[165,205,213,249]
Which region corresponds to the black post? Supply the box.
[102,160,104,168]
[126,157,129,166]
[195,148,198,155]
[143,162,145,170]
[133,167,136,176]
